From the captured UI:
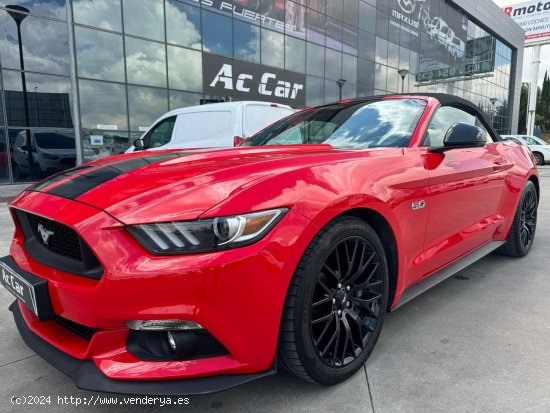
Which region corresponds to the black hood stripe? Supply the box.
[43,152,189,200]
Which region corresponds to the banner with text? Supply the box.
[503,0,550,45]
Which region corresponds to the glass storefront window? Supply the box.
[359,1,375,34]
[342,53,357,85]
[125,37,167,88]
[169,90,202,110]
[306,8,325,46]
[306,76,324,107]
[324,48,341,80]
[75,27,125,82]
[166,0,201,49]
[123,0,164,41]
[202,10,233,57]
[127,85,168,132]
[285,35,306,73]
[1,12,70,76]
[234,20,260,64]
[261,29,284,67]
[286,1,306,39]
[0,129,8,183]
[342,0,358,27]
[2,70,72,128]
[0,0,67,19]
[167,46,203,92]
[325,0,342,21]
[73,0,122,31]
[326,17,343,51]
[306,41,324,77]
[79,79,128,131]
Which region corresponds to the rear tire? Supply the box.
[277,216,388,385]
[533,152,544,166]
[496,181,537,257]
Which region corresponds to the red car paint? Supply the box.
[5,95,538,387]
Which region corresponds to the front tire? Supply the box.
[278,216,388,385]
[497,181,538,257]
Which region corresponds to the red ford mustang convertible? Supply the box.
[1,94,539,395]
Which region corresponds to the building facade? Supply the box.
[0,0,524,184]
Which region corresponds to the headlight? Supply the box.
[127,208,288,255]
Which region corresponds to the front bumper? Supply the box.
[6,190,316,388]
[9,301,275,395]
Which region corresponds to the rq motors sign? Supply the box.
[503,0,550,45]
[203,54,306,107]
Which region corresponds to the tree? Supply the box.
[519,82,529,134]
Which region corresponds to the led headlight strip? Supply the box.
[127,208,288,255]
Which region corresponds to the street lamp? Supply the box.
[490,98,498,128]
[336,78,346,101]
[6,4,35,179]
[398,69,409,94]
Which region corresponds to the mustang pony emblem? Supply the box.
[37,223,54,245]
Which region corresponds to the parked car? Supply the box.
[12,130,76,179]
[127,101,294,152]
[501,134,550,165]
[2,94,539,395]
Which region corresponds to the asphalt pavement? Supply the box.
[0,167,549,412]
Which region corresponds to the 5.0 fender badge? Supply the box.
[412,200,426,211]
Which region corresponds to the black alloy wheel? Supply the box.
[278,216,388,385]
[519,185,537,249]
[496,180,538,257]
[310,236,383,368]
[533,152,544,166]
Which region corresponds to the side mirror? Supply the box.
[133,138,144,151]
[431,122,487,152]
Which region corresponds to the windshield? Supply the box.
[245,99,427,149]
[34,133,75,149]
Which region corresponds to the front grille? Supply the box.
[54,315,96,341]
[27,213,83,261]
[14,209,103,279]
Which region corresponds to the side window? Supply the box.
[524,137,537,145]
[423,106,490,147]
[142,116,177,149]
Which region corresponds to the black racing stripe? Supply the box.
[46,152,189,200]
[29,165,96,192]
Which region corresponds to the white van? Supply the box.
[127,101,294,152]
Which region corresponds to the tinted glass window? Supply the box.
[123,0,164,41]
[246,99,427,148]
[142,116,176,149]
[75,27,125,82]
[34,133,75,149]
[125,37,167,88]
[234,20,260,63]
[167,46,202,91]
[424,106,490,147]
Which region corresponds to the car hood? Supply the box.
[27,145,345,224]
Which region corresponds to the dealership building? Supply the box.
[0,0,524,185]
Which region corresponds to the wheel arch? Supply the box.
[528,174,540,203]
[337,208,399,311]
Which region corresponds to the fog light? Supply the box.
[165,330,200,359]
[126,319,203,331]
[167,331,177,351]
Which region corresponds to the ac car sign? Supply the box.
[203,53,305,106]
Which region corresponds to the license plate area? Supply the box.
[0,256,53,321]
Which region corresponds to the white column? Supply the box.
[528,45,541,136]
